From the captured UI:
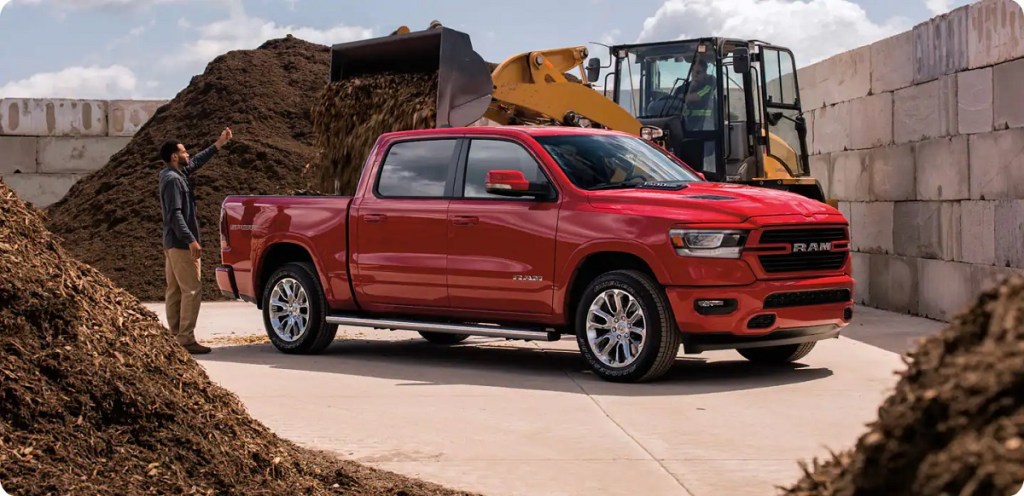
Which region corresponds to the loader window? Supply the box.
[376,139,457,198]
[463,139,548,199]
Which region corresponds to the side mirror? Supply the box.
[486,170,553,199]
[733,47,750,74]
[586,57,602,83]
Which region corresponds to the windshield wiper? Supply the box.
[589,182,645,191]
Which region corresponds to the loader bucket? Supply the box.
[329,27,494,128]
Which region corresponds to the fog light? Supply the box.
[694,298,738,315]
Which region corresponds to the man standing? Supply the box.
[159,128,232,354]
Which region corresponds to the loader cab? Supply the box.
[605,38,818,199]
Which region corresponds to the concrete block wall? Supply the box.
[798,0,1024,321]
[0,98,166,207]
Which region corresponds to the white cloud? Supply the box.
[924,0,953,15]
[169,14,373,68]
[638,0,910,66]
[0,65,138,99]
[11,0,184,9]
[600,29,622,45]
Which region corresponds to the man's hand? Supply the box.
[215,127,233,149]
[189,241,202,260]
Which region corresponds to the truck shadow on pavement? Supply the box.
[199,335,833,396]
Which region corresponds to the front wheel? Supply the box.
[262,262,338,354]
[575,270,680,383]
[737,342,816,364]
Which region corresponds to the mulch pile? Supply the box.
[784,276,1024,495]
[307,72,438,195]
[45,36,331,302]
[0,179,474,495]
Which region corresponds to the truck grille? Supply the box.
[764,289,852,309]
[757,227,849,274]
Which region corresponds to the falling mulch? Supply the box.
[783,276,1024,495]
[307,72,438,195]
[0,179,476,495]
[45,36,331,302]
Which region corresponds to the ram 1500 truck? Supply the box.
[217,126,854,382]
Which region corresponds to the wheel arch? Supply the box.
[254,240,324,309]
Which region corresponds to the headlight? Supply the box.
[669,229,747,258]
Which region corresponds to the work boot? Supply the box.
[183,342,212,355]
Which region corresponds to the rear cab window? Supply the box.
[376,139,459,198]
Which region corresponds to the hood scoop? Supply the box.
[685,194,735,201]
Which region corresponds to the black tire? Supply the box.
[574,270,680,383]
[737,342,816,364]
[418,332,470,345]
[261,262,338,354]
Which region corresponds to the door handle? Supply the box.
[451,215,479,227]
[364,213,388,224]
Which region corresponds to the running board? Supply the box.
[325,315,560,341]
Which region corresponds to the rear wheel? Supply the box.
[262,262,338,354]
[737,342,816,364]
[418,331,469,345]
[575,270,680,383]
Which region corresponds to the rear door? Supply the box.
[446,137,560,315]
[351,137,459,309]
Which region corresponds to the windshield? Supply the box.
[615,41,717,122]
[535,134,702,190]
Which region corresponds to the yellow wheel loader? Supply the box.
[327,24,826,203]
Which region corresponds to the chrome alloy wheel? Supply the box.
[586,289,647,368]
[269,277,309,342]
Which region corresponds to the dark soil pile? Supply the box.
[0,179,474,495]
[45,36,329,302]
[784,277,1024,495]
[308,72,438,195]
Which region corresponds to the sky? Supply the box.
[0,0,980,100]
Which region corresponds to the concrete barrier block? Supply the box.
[968,0,1024,69]
[914,135,969,200]
[918,258,975,321]
[960,200,997,265]
[108,100,166,137]
[913,5,970,84]
[851,252,870,304]
[838,201,853,221]
[867,254,920,314]
[871,31,916,94]
[849,93,894,150]
[0,98,107,137]
[971,264,1024,298]
[36,137,131,174]
[995,200,1024,268]
[830,150,870,201]
[940,202,962,262]
[803,47,871,108]
[851,201,894,254]
[968,128,1024,199]
[0,136,37,174]
[0,173,82,208]
[894,76,957,144]
[868,143,915,201]
[811,102,851,154]
[797,63,823,111]
[809,153,832,198]
[894,201,945,259]
[958,67,994,134]
[993,57,1024,130]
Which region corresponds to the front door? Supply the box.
[447,138,559,315]
[352,138,459,309]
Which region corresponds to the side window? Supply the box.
[377,139,457,198]
[463,139,548,199]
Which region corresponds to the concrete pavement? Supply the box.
[145,301,945,496]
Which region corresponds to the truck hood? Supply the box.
[587,182,840,223]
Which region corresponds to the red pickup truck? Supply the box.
[217,126,853,382]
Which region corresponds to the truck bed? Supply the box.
[219,195,355,309]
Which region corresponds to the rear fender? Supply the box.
[253,235,334,306]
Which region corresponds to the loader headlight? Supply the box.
[641,126,664,140]
[669,229,748,258]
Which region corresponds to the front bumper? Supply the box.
[665,275,853,352]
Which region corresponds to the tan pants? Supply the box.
[165,248,202,346]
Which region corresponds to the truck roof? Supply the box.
[379,126,633,141]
